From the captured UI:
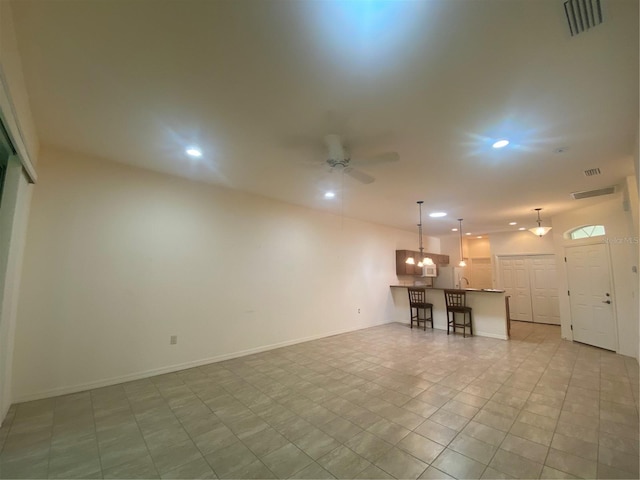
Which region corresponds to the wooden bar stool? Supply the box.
[444,289,473,337]
[407,288,433,331]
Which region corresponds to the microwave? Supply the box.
[422,265,437,277]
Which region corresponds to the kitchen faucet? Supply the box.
[461,277,470,286]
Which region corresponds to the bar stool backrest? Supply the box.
[408,288,427,305]
[444,289,467,308]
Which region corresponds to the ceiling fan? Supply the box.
[323,134,399,184]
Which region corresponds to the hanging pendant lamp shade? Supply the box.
[458,218,466,267]
[528,208,552,237]
[405,201,433,267]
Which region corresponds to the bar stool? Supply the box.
[444,289,473,337]
[407,288,433,331]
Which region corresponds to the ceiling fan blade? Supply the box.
[324,134,346,161]
[344,167,375,184]
[350,152,399,166]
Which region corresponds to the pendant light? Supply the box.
[528,208,552,237]
[458,218,466,267]
[405,201,434,267]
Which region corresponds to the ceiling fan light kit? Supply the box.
[528,208,552,237]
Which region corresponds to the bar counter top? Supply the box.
[390,285,505,293]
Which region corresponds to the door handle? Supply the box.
[602,300,611,304]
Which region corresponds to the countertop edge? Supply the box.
[390,285,505,293]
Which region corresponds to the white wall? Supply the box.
[439,235,461,264]
[551,194,638,358]
[489,230,555,257]
[13,147,434,402]
[464,237,491,258]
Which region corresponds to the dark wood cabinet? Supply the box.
[396,250,419,275]
[396,250,449,275]
[434,254,450,266]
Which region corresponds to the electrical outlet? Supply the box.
[170,335,177,345]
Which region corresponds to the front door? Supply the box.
[565,244,616,350]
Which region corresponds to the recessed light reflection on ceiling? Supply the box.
[324,191,336,199]
[186,147,202,157]
[308,1,425,69]
[518,227,526,231]
[465,232,471,236]
[451,228,458,232]
[509,222,517,225]
[429,212,447,218]
[492,139,509,149]
[477,236,482,239]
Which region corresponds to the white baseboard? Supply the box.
[13,320,393,404]
[475,331,509,340]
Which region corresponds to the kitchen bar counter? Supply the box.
[390,286,505,293]
[390,285,508,339]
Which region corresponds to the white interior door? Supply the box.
[566,244,616,351]
[499,257,532,321]
[529,256,561,325]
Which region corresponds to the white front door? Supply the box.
[566,244,616,351]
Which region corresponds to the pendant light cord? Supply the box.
[418,201,424,258]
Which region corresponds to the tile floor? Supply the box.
[0,321,638,479]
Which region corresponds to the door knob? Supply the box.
[602,300,611,304]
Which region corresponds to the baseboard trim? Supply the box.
[475,331,509,340]
[13,320,392,403]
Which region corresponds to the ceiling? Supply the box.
[11,0,639,236]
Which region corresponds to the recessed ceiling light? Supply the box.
[509,222,517,225]
[324,191,335,199]
[429,212,447,218]
[477,236,482,239]
[518,227,526,231]
[492,139,509,149]
[451,228,458,232]
[186,147,202,157]
[465,232,471,236]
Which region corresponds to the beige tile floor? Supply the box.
[0,321,638,479]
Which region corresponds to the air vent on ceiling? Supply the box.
[583,167,601,176]
[570,185,615,200]
[564,0,603,37]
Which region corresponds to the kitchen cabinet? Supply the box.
[396,250,449,275]
[396,250,420,275]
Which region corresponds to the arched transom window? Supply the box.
[568,225,606,240]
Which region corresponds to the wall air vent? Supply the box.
[570,185,615,200]
[583,167,601,176]
[564,0,603,37]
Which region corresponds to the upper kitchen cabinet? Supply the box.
[395,250,449,275]
[396,250,420,275]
